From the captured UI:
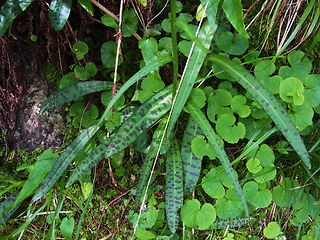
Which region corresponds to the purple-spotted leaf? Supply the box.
[185,102,249,217]
[166,137,183,234]
[208,54,311,169]
[135,115,169,206]
[49,0,72,31]
[66,87,173,188]
[181,117,203,195]
[207,216,254,230]
[0,192,21,225]
[40,81,113,115]
[34,57,172,202]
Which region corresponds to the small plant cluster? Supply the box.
[1,0,320,239]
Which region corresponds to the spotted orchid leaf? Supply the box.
[34,57,172,202]
[40,81,113,114]
[0,192,20,225]
[185,102,249,217]
[181,117,203,196]
[49,0,72,31]
[135,115,169,206]
[207,216,254,230]
[66,87,173,187]
[166,137,183,234]
[0,0,34,38]
[208,54,311,169]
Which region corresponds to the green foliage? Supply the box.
[49,0,72,31]
[2,1,320,239]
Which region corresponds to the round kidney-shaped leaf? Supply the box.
[263,222,281,239]
[215,189,243,219]
[216,113,246,144]
[279,77,304,105]
[191,135,217,160]
[216,31,249,55]
[246,158,262,174]
[243,181,272,208]
[101,41,119,69]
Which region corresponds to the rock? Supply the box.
[12,72,66,153]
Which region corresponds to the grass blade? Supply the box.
[208,54,311,169]
[66,87,173,187]
[181,116,202,196]
[166,137,183,233]
[40,81,113,114]
[185,102,249,217]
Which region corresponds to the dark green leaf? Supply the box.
[40,81,113,115]
[49,0,72,31]
[166,137,183,233]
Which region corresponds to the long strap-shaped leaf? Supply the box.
[49,0,72,31]
[65,87,173,188]
[135,115,169,206]
[0,0,34,38]
[32,124,97,202]
[207,216,254,230]
[185,102,249,217]
[166,20,217,136]
[33,57,172,202]
[208,54,311,169]
[0,192,20,225]
[166,137,183,234]
[181,116,202,196]
[40,81,113,114]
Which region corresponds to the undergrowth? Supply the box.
[1,0,320,239]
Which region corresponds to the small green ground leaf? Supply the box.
[254,60,276,80]
[246,158,262,173]
[216,113,245,144]
[201,167,231,199]
[49,0,72,31]
[303,74,320,107]
[139,37,158,65]
[197,203,216,230]
[243,181,272,208]
[247,144,275,167]
[216,31,248,55]
[289,104,314,131]
[122,9,138,37]
[272,178,300,207]
[263,222,281,239]
[279,77,304,105]
[216,189,244,219]
[279,51,312,80]
[253,164,276,183]
[72,41,88,60]
[135,230,156,240]
[191,135,216,159]
[186,88,206,110]
[181,117,203,195]
[166,137,183,233]
[78,0,93,16]
[208,53,311,169]
[60,217,75,240]
[181,199,216,230]
[101,41,119,68]
[101,14,118,28]
[231,95,251,118]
